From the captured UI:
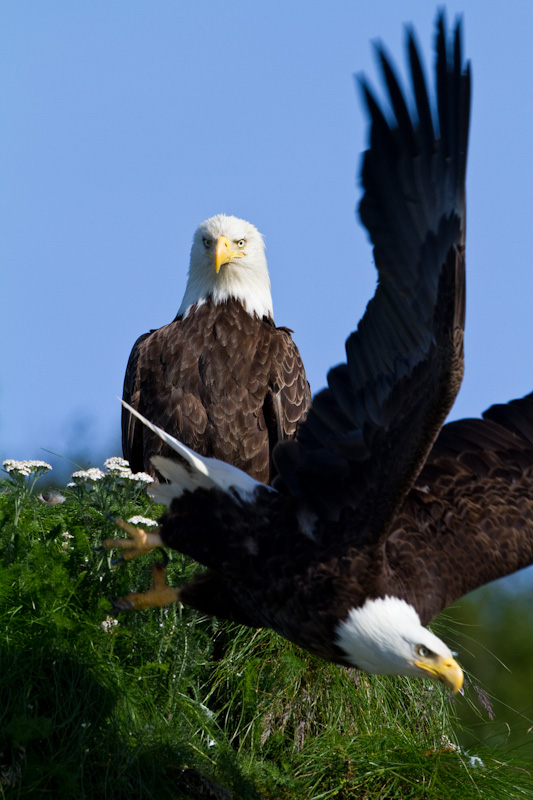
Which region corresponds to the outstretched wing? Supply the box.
[397,393,533,624]
[273,14,471,544]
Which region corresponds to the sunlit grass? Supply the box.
[1,459,532,798]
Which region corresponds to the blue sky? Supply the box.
[3,1,533,481]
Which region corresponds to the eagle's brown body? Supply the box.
[122,298,310,483]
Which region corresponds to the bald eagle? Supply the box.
[122,214,311,482]
[105,14,483,692]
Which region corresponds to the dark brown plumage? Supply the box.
[106,14,498,690]
[153,392,533,672]
[122,216,311,483]
[401,395,533,624]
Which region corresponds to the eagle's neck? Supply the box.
[177,263,274,321]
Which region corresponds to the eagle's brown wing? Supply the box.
[273,15,470,547]
[263,325,311,467]
[387,393,533,625]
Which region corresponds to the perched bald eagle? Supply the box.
[105,14,489,692]
[122,214,311,482]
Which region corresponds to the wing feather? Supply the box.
[273,13,470,540]
[399,393,533,623]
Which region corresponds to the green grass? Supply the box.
[1,461,533,798]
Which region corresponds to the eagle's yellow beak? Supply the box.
[214,236,245,273]
[414,655,464,693]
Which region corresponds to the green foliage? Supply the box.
[1,462,533,798]
[443,587,533,755]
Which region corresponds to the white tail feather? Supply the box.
[149,455,214,503]
[120,399,270,505]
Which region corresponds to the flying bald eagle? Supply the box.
[122,214,311,482]
[104,14,485,692]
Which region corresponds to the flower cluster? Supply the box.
[68,459,153,487]
[61,531,74,549]
[120,471,154,484]
[3,459,52,477]
[101,616,119,633]
[103,457,130,475]
[2,460,53,526]
[65,457,154,513]
[127,515,158,527]
[70,468,106,484]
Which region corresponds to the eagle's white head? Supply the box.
[177,214,274,320]
[335,597,464,692]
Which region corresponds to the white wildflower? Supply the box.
[134,472,154,483]
[127,515,158,527]
[114,469,135,480]
[4,460,31,476]
[3,459,52,476]
[122,471,154,484]
[84,467,105,481]
[104,457,132,476]
[71,468,105,483]
[468,755,484,768]
[61,531,74,548]
[104,456,130,470]
[101,616,119,633]
[29,460,52,472]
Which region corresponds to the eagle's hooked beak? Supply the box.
[215,236,244,275]
[214,236,245,273]
[414,655,464,693]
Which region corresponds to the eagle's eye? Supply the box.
[202,237,210,249]
[236,239,246,249]
[415,645,433,658]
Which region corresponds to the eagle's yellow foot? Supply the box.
[110,558,180,612]
[102,517,163,561]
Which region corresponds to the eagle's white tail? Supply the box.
[120,400,269,506]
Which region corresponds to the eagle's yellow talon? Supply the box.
[110,561,180,612]
[102,518,163,561]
